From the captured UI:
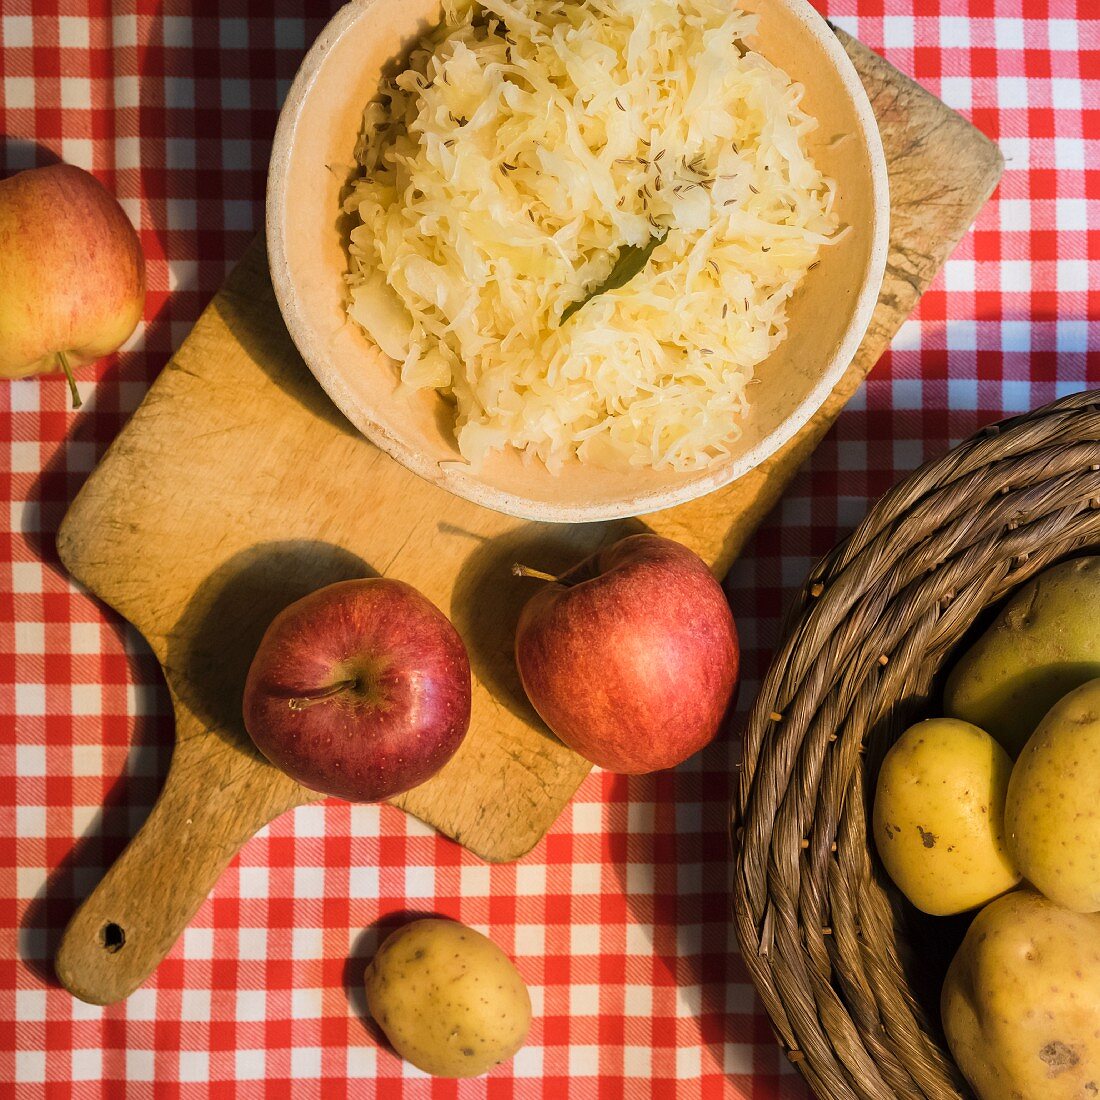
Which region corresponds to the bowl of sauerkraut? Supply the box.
[268,0,888,522]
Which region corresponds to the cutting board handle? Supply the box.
[55,724,290,1006]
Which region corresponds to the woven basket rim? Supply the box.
[731,389,1100,1100]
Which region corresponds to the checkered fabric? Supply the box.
[1,0,1097,1096]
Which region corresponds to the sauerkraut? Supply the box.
[344,0,840,472]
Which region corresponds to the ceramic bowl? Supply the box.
[267,0,889,523]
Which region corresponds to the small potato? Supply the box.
[942,889,1100,1100]
[945,556,1100,756]
[1006,677,1100,912]
[872,718,1020,915]
[365,919,531,1078]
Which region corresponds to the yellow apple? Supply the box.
[0,163,145,406]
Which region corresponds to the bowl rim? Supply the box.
[267,0,890,524]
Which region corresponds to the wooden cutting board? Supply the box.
[54,29,1002,1006]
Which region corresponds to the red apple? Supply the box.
[243,579,471,801]
[514,534,739,774]
[0,163,145,407]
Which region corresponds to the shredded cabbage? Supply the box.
[344,0,840,472]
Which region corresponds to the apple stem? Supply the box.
[287,678,358,711]
[58,351,82,410]
[511,564,562,584]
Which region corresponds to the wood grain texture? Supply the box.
[54,32,1002,1005]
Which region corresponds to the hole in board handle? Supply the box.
[100,923,125,953]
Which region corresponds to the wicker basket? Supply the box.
[732,390,1100,1099]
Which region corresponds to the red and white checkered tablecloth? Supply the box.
[1,1,1097,1096]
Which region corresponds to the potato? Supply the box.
[1005,678,1100,912]
[942,889,1100,1100]
[872,718,1020,915]
[364,918,531,1077]
[945,556,1100,756]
